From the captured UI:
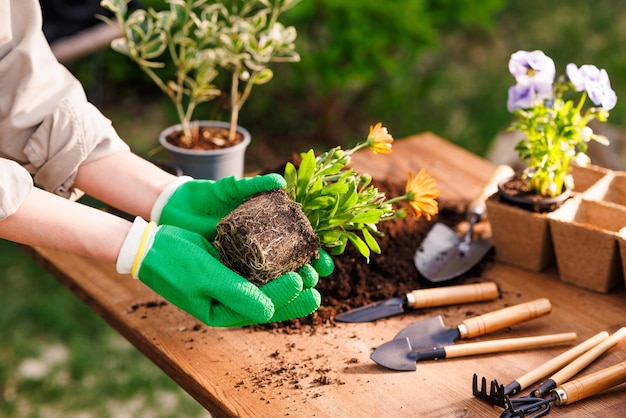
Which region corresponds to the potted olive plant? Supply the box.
[486,49,618,274]
[213,123,440,285]
[101,0,301,179]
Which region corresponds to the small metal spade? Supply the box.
[415,165,514,282]
[370,333,577,371]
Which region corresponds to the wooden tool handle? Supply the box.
[554,361,626,406]
[516,331,609,390]
[460,298,552,339]
[466,164,514,220]
[549,327,626,386]
[444,332,577,359]
[407,282,499,309]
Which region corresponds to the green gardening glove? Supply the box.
[150,172,335,280]
[117,218,320,327]
[263,251,334,324]
[213,250,335,327]
[210,271,320,327]
[308,249,335,279]
[151,174,286,240]
[148,173,335,323]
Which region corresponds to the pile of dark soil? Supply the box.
[257,178,491,332]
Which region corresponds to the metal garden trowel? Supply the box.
[415,165,514,282]
[370,333,577,371]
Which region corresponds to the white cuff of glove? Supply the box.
[150,176,194,222]
[116,217,159,278]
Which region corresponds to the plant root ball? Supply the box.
[214,189,319,286]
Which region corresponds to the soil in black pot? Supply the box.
[167,125,244,150]
[498,174,571,213]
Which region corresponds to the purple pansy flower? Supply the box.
[507,80,553,112]
[505,49,617,197]
[566,63,617,110]
[507,50,557,112]
[509,50,556,85]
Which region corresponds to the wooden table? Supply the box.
[24,133,626,417]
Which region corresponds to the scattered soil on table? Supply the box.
[255,177,493,333]
[238,343,345,392]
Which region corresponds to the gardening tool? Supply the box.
[500,360,626,418]
[370,332,577,371]
[497,327,626,415]
[415,164,514,282]
[531,326,626,397]
[334,281,499,322]
[472,331,609,407]
[388,298,552,353]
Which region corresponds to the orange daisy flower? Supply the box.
[367,122,394,154]
[405,169,440,220]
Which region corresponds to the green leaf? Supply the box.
[304,195,336,211]
[252,68,274,85]
[362,228,381,254]
[284,162,297,198]
[307,211,320,230]
[328,192,342,219]
[346,232,370,260]
[319,182,349,196]
[329,236,348,255]
[339,182,359,208]
[327,213,354,225]
[296,150,316,202]
[351,209,384,224]
[317,231,341,247]
[318,162,346,178]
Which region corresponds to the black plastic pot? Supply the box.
[497,176,571,213]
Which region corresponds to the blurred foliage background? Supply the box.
[74,0,626,170]
[2,0,626,416]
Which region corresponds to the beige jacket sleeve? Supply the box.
[0,0,130,220]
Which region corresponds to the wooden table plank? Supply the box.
[24,133,626,417]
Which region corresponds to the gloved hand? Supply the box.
[221,250,335,326]
[150,171,335,279]
[151,174,286,240]
[116,217,324,327]
[148,172,335,322]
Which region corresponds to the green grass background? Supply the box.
[0,241,210,417]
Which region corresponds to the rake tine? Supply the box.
[472,373,508,407]
[490,379,507,406]
[474,331,609,408]
[502,359,626,417]
[472,374,488,398]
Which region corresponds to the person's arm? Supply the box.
[0,186,131,263]
[74,151,177,221]
[0,184,324,326]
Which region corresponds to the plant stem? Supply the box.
[229,68,241,142]
[575,91,588,114]
[384,196,408,206]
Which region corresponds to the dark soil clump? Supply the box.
[215,189,319,286]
